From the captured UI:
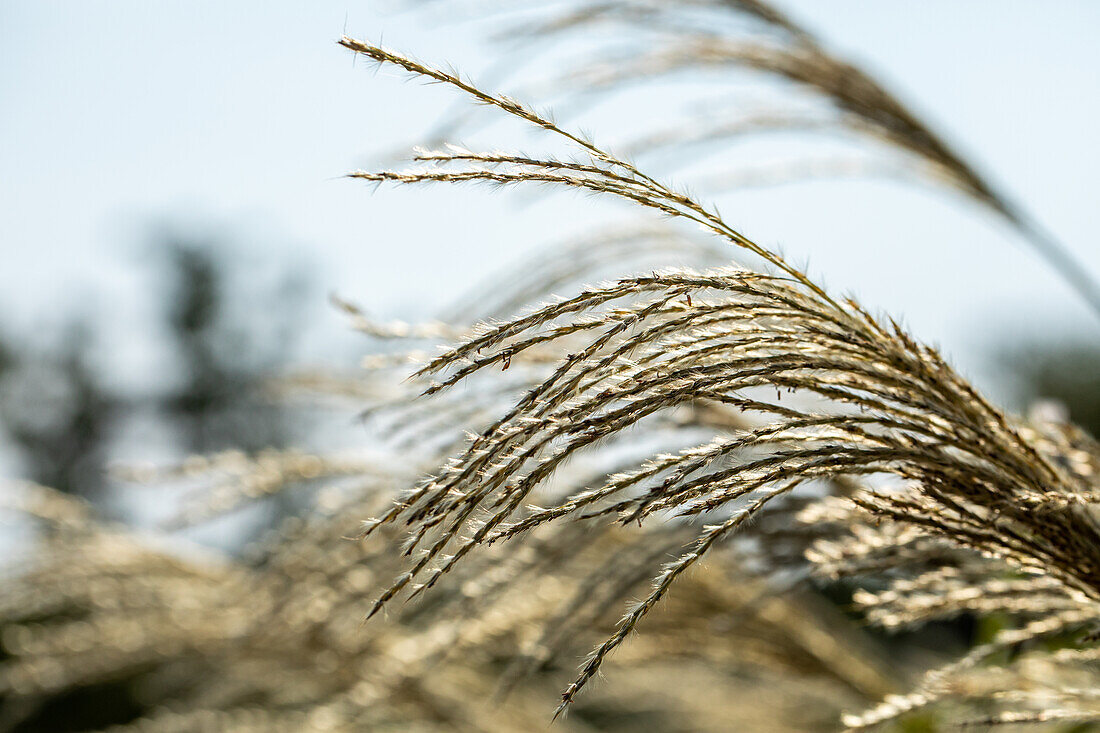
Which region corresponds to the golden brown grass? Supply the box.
[337,5,1100,726]
[3,3,1100,731]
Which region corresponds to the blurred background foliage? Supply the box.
[0,229,310,503]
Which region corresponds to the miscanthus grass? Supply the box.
[339,2,1100,727]
[3,3,1099,731]
[405,0,1100,320]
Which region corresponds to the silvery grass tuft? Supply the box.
[2,3,1100,732]
[339,5,1100,727]
[402,0,1100,321]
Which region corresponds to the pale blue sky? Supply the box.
[3,1,1099,398]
